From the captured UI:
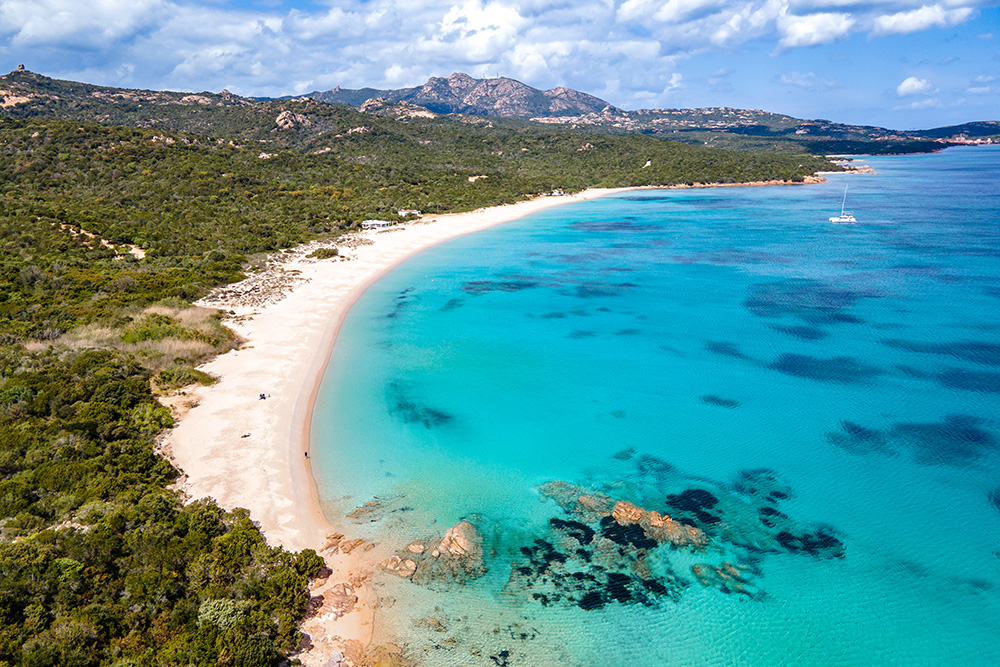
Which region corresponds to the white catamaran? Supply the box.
[829,185,857,223]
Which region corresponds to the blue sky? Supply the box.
[1,0,998,129]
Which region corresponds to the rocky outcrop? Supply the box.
[359,98,437,119]
[275,109,311,129]
[537,481,710,550]
[611,500,711,550]
[379,520,487,585]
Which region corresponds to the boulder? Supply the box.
[437,521,482,559]
[379,555,418,578]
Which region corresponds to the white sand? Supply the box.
[162,188,627,659]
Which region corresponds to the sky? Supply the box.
[1,0,999,129]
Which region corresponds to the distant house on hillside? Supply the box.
[361,219,396,229]
[397,209,421,217]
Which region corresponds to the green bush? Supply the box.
[307,247,338,259]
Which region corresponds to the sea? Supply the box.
[311,146,1000,666]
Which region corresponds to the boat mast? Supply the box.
[841,185,848,215]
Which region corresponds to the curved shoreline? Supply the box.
[163,187,629,661]
[163,177,830,662]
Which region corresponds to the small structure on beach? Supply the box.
[361,219,397,229]
[398,209,421,217]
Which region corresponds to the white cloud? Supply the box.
[779,71,837,88]
[893,97,942,109]
[777,11,854,48]
[0,0,993,124]
[872,5,974,36]
[896,76,932,96]
[966,86,992,94]
[0,0,165,47]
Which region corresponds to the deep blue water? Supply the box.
[312,146,1000,666]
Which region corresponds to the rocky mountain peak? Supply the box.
[447,72,476,87]
[305,73,616,118]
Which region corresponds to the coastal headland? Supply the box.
[162,178,828,663]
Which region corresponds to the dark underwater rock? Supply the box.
[890,414,997,465]
[462,279,541,294]
[745,279,861,324]
[774,527,845,558]
[827,414,997,466]
[936,368,1000,393]
[600,515,658,551]
[771,324,828,340]
[705,340,751,360]
[881,339,1000,366]
[701,394,740,408]
[387,381,455,428]
[827,420,892,455]
[768,353,882,384]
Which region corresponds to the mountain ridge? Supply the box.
[297,71,619,118]
[4,67,997,156]
[293,72,999,151]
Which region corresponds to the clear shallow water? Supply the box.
[312,146,1000,666]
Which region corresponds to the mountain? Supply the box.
[300,72,618,118]
[4,66,995,157]
[291,72,997,155]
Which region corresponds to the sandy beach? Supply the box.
[162,188,627,662]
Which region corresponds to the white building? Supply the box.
[361,219,396,229]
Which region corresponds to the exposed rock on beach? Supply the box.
[199,234,374,311]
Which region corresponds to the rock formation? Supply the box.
[379,520,487,585]
[275,109,310,129]
[536,480,710,551]
[303,72,617,118]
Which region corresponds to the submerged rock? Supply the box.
[990,487,1000,513]
[691,561,762,598]
[503,527,686,611]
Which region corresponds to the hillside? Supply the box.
[295,72,998,155]
[0,69,835,666]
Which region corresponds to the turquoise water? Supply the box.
[312,146,1000,666]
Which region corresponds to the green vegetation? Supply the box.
[0,70,841,666]
[0,348,323,666]
[307,248,339,260]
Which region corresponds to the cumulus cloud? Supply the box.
[777,11,854,48]
[872,5,974,36]
[896,76,932,96]
[0,0,166,48]
[0,0,995,118]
